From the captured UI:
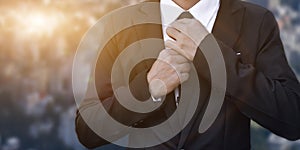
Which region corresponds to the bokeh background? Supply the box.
[0,0,299,150]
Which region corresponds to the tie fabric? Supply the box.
[174,11,194,106]
[163,11,195,149]
[173,11,194,109]
[165,11,195,117]
[177,11,194,20]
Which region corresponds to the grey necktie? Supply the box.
[165,11,195,118]
[177,11,194,20]
[162,11,195,149]
[173,11,194,107]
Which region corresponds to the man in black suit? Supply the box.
[75,0,300,149]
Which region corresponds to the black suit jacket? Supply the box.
[75,0,300,149]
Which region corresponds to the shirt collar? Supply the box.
[160,0,220,28]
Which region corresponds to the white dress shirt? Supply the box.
[152,0,220,105]
[161,0,220,35]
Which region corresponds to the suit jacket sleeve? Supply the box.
[194,11,300,140]
[75,34,158,148]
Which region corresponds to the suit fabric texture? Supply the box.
[75,0,300,149]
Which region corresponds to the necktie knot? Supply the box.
[177,11,194,20]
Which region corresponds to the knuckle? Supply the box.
[182,64,190,71]
[159,50,169,59]
[186,74,190,80]
[165,56,172,64]
[177,40,184,49]
[182,37,189,44]
[183,26,189,32]
[159,50,167,56]
[174,64,180,71]
[179,75,185,83]
[187,64,191,70]
[178,33,185,40]
[184,73,190,81]
[165,40,171,47]
[165,54,175,64]
[183,34,191,41]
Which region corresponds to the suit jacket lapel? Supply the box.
[213,0,245,48]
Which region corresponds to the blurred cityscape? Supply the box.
[0,0,299,150]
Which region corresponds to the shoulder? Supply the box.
[239,1,270,15]
[237,1,277,26]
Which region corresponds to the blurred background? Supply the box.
[0,0,299,150]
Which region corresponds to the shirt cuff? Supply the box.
[151,95,162,102]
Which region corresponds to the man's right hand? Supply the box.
[147,49,191,98]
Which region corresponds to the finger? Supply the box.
[156,57,187,71]
[165,56,189,67]
[166,27,181,41]
[158,48,185,60]
[170,18,201,32]
[171,62,191,74]
[179,72,190,83]
[159,48,179,59]
[148,78,167,98]
[172,55,190,64]
[158,50,189,65]
[170,19,190,33]
[147,62,160,81]
[176,63,191,73]
[165,40,191,60]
